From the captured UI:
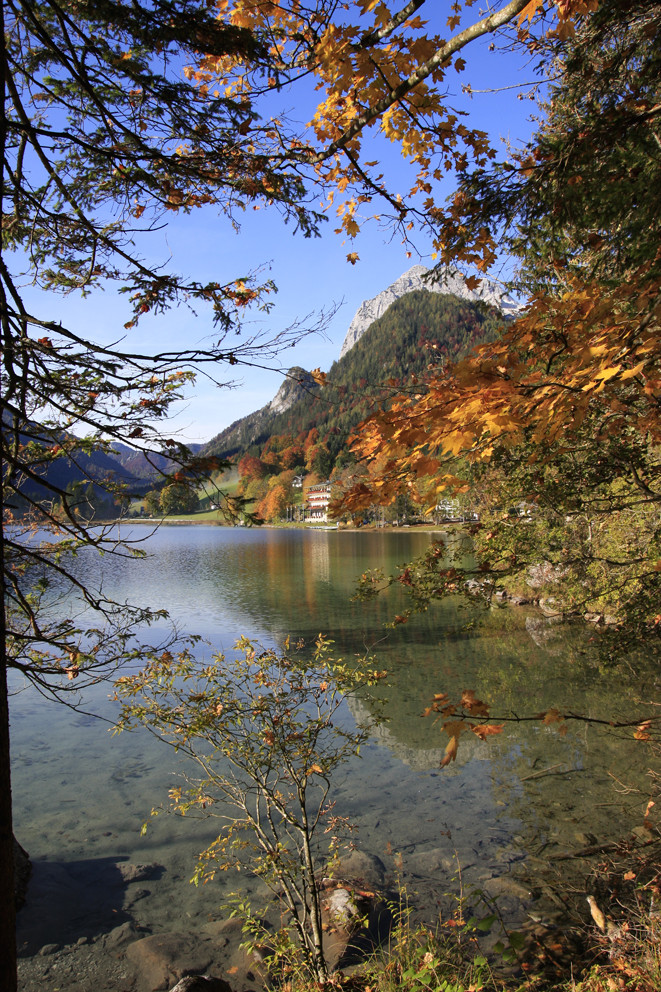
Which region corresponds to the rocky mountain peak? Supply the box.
[267,367,318,416]
[339,264,516,358]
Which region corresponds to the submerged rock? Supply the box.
[116,861,164,883]
[127,933,217,991]
[333,850,386,890]
[169,978,232,992]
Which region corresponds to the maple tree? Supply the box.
[199,0,593,258]
[339,0,661,654]
[115,635,386,983]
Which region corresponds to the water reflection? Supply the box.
[12,525,659,957]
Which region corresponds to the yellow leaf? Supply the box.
[619,360,646,380]
[594,365,621,382]
[440,720,468,766]
[310,367,327,386]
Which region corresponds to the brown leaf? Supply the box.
[310,367,327,386]
[460,689,490,717]
[471,723,504,740]
[634,720,653,741]
[542,708,563,725]
[441,736,458,767]
[440,720,468,767]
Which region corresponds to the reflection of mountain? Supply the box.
[347,694,476,771]
[56,526,661,935]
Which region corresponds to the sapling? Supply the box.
[114,634,386,982]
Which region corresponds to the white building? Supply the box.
[305,480,332,522]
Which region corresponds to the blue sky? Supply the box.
[21,18,546,445]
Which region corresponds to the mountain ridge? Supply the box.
[204,275,506,461]
[339,264,517,358]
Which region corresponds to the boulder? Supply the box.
[103,920,143,950]
[116,861,164,883]
[200,918,267,988]
[127,933,217,992]
[169,978,232,992]
[318,851,392,971]
[324,887,363,929]
[332,850,386,891]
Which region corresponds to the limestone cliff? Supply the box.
[339,264,516,358]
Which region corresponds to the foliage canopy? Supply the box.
[340,0,661,651]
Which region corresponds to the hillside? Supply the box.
[338,263,518,358]
[110,441,202,480]
[204,287,504,464]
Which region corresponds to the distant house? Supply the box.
[292,474,304,489]
[305,480,332,522]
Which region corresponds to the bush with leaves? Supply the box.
[115,635,387,983]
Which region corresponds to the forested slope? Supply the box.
[205,289,503,465]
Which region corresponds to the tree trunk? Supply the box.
[299,788,328,983]
[0,600,18,992]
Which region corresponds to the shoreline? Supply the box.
[112,516,460,533]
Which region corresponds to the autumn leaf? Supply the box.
[346,252,360,264]
[634,720,653,741]
[460,689,490,717]
[471,723,504,740]
[440,719,468,766]
[518,0,545,26]
[541,708,564,725]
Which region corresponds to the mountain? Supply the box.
[3,409,198,515]
[110,441,202,480]
[204,280,506,463]
[203,367,320,459]
[3,422,148,517]
[339,264,517,358]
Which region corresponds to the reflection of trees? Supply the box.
[79,528,657,869]
[343,600,657,888]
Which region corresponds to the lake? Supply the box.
[11,525,658,979]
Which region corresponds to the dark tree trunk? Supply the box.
[0,626,17,992]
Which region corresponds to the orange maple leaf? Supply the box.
[471,723,504,740]
[440,720,468,767]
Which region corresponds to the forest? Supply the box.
[205,289,503,521]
